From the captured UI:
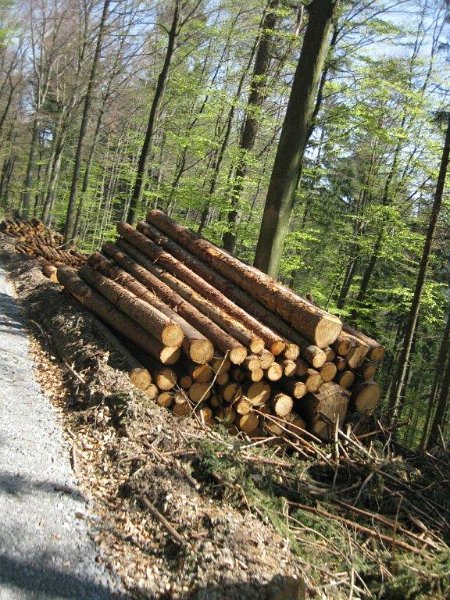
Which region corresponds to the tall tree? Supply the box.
[253,0,339,277]
[386,113,450,425]
[127,0,180,226]
[222,0,279,253]
[63,0,111,242]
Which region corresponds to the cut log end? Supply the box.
[189,339,214,364]
[161,322,184,347]
[155,368,177,391]
[229,346,248,365]
[129,367,152,391]
[314,318,343,349]
[159,346,180,365]
[271,340,286,356]
[354,381,380,414]
[249,337,265,354]
[238,412,259,434]
[272,393,293,417]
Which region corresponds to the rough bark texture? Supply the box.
[297,382,350,441]
[145,211,342,347]
[253,0,338,277]
[57,266,179,364]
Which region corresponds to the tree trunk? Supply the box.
[127,1,179,226]
[57,266,180,364]
[421,308,450,448]
[386,114,450,424]
[145,211,342,347]
[426,349,450,449]
[63,0,111,242]
[253,0,338,277]
[222,0,278,252]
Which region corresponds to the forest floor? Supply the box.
[0,234,449,600]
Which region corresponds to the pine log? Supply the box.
[281,359,297,377]
[144,384,159,400]
[299,342,327,368]
[258,349,274,369]
[238,412,260,434]
[179,360,213,383]
[115,235,260,356]
[153,368,177,391]
[188,382,212,403]
[297,382,350,441]
[79,264,184,348]
[265,362,283,382]
[107,241,246,363]
[91,318,152,391]
[244,355,262,371]
[57,267,180,364]
[332,334,356,357]
[283,343,300,360]
[246,381,271,406]
[157,392,174,408]
[302,369,323,393]
[235,398,253,415]
[271,393,293,417]
[248,367,264,382]
[279,378,307,400]
[352,380,380,414]
[355,360,377,380]
[90,250,213,364]
[221,383,242,403]
[319,362,337,383]
[231,368,245,383]
[145,211,342,347]
[336,370,355,389]
[343,323,385,361]
[216,406,236,426]
[137,221,336,360]
[118,223,285,354]
[285,413,307,436]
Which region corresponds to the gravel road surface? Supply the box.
[0,264,122,599]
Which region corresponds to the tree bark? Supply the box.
[63,0,111,242]
[145,211,342,347]
[127,0,179,225]
[253,0,338,277]
[386,114,450,424]
[222,0,278,252]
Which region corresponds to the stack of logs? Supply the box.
[56,210,384,442]
[0,218,86,271]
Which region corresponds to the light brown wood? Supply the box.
[297,382,350,441]
[118,222,284,354]
[356,360,377,380]
[235,398,253,415]
[334,356,347,371]
[188,382,212,403]
[336,370,355,389]
[216,406,236,425]
[265,362,283,381]
[325,346,336,362]
[157,392,174,408]
[279,378,307,399]
[281,359,297,377]
[145,211,342,347]
[221,383,242,403]
[352,380,380,414]
[238,412,260,434]
[258,349,274,369]
[283,343,300,360]
[319,361,337,383]
[272,393,293,417]
[302,369,323,393]
[79,264,184,348]
[90,250,213,363]
[57,267,180,364]
[343,323,385,361]
[211,356,231,374]
[247,381,271,406]
[143,384,158,400]
[216,372,229,386]
[248,367,264,382]
[179,375,193,389]
[244,355,262,371]
[153,367,177,391]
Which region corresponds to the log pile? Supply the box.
[0,218,86,270]
[57,210,385,442]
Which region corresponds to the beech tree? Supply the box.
[253,0,339,277]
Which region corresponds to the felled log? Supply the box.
[352,380,380,414]
[92,318,152,392]
[103,242,245,363]
[79,264,184,348]
[297,382,350,441]
[145,211,342,348]
[57,267,180,364]
[89,251,214,364]
[343,323,385,361]
[119,223,285,355]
